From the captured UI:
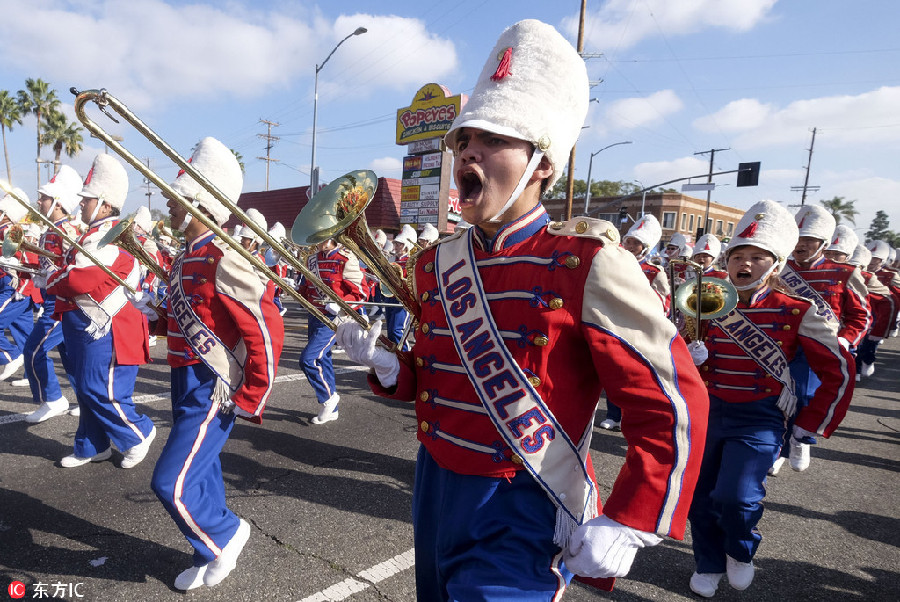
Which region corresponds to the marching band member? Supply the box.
[665,232,692,285]
[0,188,34,383]
[691,234,728,280]
[132,205,168,344]
[777,204,866,472]
[149,137,284,591]
[22,166,83,422]
[383,224,416,350]
[265,221,289,316]
[685,200,854,597]
[238,207,267,259]
[848,243,894,380]
[297,237,366,424]
[9,223,44,388]
[418,222,440,247]
[337,20,707,599]
[867,240,900,341]
[45,154,156,468]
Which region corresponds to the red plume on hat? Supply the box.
[83,166,94,186]
[737,221,758,239]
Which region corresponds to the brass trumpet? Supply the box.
[2,224,62,261]
[0,259,41,275]
[98,216,170,285]
[71,88,393,347]
[669,259,737,341]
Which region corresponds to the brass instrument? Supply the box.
[0,260,41,275]
[2,224,62,261]
[71,88,393,347]
[670,259,738,341]
[98,216,170,285]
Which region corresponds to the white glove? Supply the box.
[686,341,708,365]
[792,424,817,443]
[127,289,146,304]
[32,269,51,290]
[324,301,341,316]
[335,318,400,388]
[127,289,160,319]
[776,387,797,417]
[837,336,850,351]
[563,515,662,579]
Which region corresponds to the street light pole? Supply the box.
[633,179,647,216]
[582,140,632,215]
[310,26,367,192]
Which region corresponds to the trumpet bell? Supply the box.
[291,170,378,245]
[674,277,738,321]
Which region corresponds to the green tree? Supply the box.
[865,210,891,242]
[40,109,83,173]
[819,196,858,226]
[544,178,637,200]
[17,78,61,188]
[0,90,23,184]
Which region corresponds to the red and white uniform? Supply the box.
[638,258,670,312]
[874,268,900,332]
[859,269,895,339]
[297,247,366,310]
[786,257,870,347]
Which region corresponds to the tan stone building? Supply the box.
[542,192,745,251]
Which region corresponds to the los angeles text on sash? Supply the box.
[781,265,837,323]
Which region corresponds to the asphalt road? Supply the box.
[1,303,898,601]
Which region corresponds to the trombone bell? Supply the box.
[674,277,738,322]
[99,216,170,285]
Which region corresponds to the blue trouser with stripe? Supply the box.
[0,279,33,364]
[151,363,240,565]
[779,351,820,458]
[24,295,76,403]
[61,310,154,458]
[300,315,337,403]
[413,446,574,601]
[856,336,879,366]
[688,394,785,574]
[385,304,410,351]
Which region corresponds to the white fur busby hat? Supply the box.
[726,199,799,271]
[24,223,43,240]
[170,137,242,226]
[241,208,267,244]
[888,246,897,264]
[268,221,286,242]
[381,238,393,255]
[39,165,83,214]
[394,223,418,250]
[373,229,387,248]
[419,222,439,244]
[133,205,153,234]
[625,214,662,252]
[0,187,30,223]
[667,232,688,252]
[79,154,129,209]
[444,19,589,189]
[693,234,721,259]
[867,239,890,261]
[828,224,858,257]
[849,244,871,269]
[794,204,835,243]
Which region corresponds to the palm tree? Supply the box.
[17,78,61,188]
[819,196,858,226]
[0,91,23,184]
[40,109,84,174]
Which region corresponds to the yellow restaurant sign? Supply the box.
[396,83,466,145]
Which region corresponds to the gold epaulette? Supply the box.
[546,217,620,244]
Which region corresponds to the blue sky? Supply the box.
[1,0,898,238]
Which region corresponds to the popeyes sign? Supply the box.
[396,84,466,145]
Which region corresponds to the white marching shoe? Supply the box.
[10,378,29,387]
[204,519,251,586]
[26,397,71,424]
[174,564,208,591]
[725,555,754,590]
[0,355,24,382]
[61,447,112,468]
[599,418,621,431]
[120,425,157,469]
[768,456,786,476]
[690,572,725,598]
[861,362,875,377]
[69,405,81,417]
[789,437,810,472]
[311,394,340,425]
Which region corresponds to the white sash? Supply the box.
[713,308,797,416]
[435,230,597,547]
[170,253,244,405]
[780,264,838,324]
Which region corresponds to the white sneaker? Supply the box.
[311,394,340,425]
[768,456,786,476]
[61,447,112,468]
[726,555,754,590]
[855,373,861,382]
[174,564,208,591]
[203,519,250,586]
[26,398,71,424]
[120,425,157,469]
[279,307,287,316]
[861,362,875,377]
[10,377,29,387]
[148,335,157,347]
[789,438,810,472]
[0,355,24,382]
[69,405,81,417]
[690,572,725,598]
[599,418,621,431]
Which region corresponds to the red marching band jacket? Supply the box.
[859,269,895,339]
[297,247,366,309]
[166,233,284,422]
[638,258,670,312]
[699,287,854,437]
[786,257,870,347]
[0,223,38,304]
[368,206,708,539]
[874,268,900,332]
[45,216,149,365]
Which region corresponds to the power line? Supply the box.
[257,119,280,191]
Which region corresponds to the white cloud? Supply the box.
[599,89,684,134]
[0,2,458,111]
[564,0,778,50]
[633,155,711,187]
[818,175,900,234]
[693,86,900,149]
[369,156,402,176]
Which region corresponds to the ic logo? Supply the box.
[8,581,26,599]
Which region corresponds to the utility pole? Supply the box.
[143,157,153,210]
[694,147,729,239]
[257,119,280,191]
[790,127,819,206]
[564,0,587,220]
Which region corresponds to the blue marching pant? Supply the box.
[300,315,337,403]
[603,400,622,423]
[385,305,410,351]
[413,446,573,601]
[0,282,34,364]
[688,394,786,574]
[856,336,879,366]
[151,363,240,565]
[61,310,154,458]
[24,295,76,403]
[780,351,820,458]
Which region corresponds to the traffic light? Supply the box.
[618,206,628,223]
[736,162,760,187]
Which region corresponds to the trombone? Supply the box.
[99,216,170,285]
[1,224,62,262]
[669,258,737,341]
[71,88,391,346]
